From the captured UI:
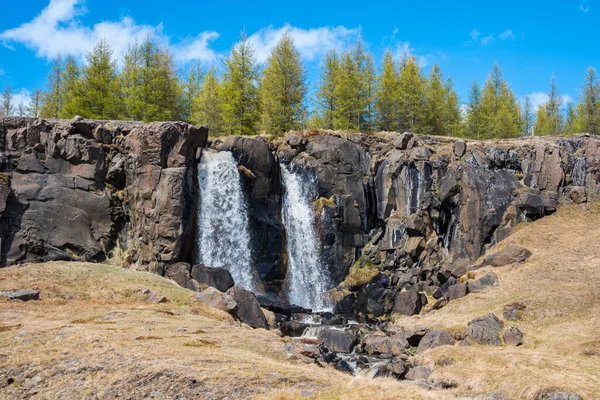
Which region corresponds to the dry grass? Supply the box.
[393,203,600,399]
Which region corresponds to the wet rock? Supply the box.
[417,330,455,353]
[466,313,504,346]
[190,264,234,293]
[225,286,268,329]
[361,333,409,356]
[468,272,499,293]
[392,290,423,316]
[405,366,432,380]
[503,327,523,346]
[321,312,343,325]
[0,289,40,301]
[317,328,358,353]
[482,243,532,267]
[279,321,309,337]
[503,303,526,320]
[453,140,467,158]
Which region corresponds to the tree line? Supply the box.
[1,32,600,138]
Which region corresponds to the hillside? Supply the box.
[1,203,599,399]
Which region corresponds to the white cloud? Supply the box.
[527,92,572,111]
[580,0,589,12]
[480,35,495,46]
[173,31,220,64]
[499,29,515,41]
[470,29,480,41]
[0,0,218,64]
[246,24,358,63]
[393,41,445,69]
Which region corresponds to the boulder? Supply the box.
[317,328,358,353]
[225,286,268,329]
[466,313,504,346]
[0,289,40,301]
[405,366,432,380]
[164,262,192,288]
[393,133,413,150]
[380,358,409,378]
[261,308,278,329]
[195,287,237,314]
[361,333,409,356]
[482,243,532,267]
[410,146,432,162]
[190,264,234,293]
[333,293,355,315]
[468,272,499,293]
[453,140,467,158]
[335,360,354,374]
[392,290,423,316]
[445,282,467,301]
[503,327,523,346]
[256,294,294,316]
[279,321,309,337]
[417,330,455,353]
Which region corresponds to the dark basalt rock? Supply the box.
[225,286,268,329]
[468,272,499,293]
[503,327,523,346]
[466,313,504,346]
[482,244,532,268]
[0,289,40,301]
[417,330,455,353]
[392,290,423,316]
[190,264,234,293]
[317,328,358,353]
[279,321,309,337]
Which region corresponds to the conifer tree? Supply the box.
[192,68,225,134]
[260,33,307,134]
[315,50,340,130]
[534,105,550,136]
[79,39,120,119]
[580,67,600,135]
[424,63,446,135]
[59,55,82,118]
[479,62,521,138]
[543,74,564,135]
[41,55,63,118]
[564,102,577,135]
[466,80,484,139]
[28,89,43,118]
[221,32,261,135]
[444,78,462,137]
[352,36,376,131]
[333,51,361,130]
[1,86,13,116]
[16,102,27,117]
[397,56,426,132]
[374,50,400,131]
[522,95,534,136]
[182,62,204,122]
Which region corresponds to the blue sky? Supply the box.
[0,0,598,112]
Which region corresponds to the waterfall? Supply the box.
[281,165,332,311]
[196,150,255,291]
[406,165,420,215]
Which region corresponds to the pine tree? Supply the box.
[121,37,182,121]
[192,68,225,134]
[352,36,376,131]
[522,95,534,136]
[397,56,426,132]
[444,78,462,137]
[59,55,82,118]
[221,32,261,135]
[466,80,484,139]
[79,39,120,119]
[182,62,204,122]
[41,55,63,118]
[374,50,400,131]
[545,74,564,135]
[580,67,600,135]
[479,62,521,138]
[28,89,43,118]
[260,33,307,135]
[315,50,340,130]
[1,86,13,116]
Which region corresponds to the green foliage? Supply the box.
[192,68,225,134]
[181,62,204,123]
[374,50,399,131]
[315,50,340,130]
[59,55,82,118]
[221,32,261,135]
[1,85,13,116]
[535,75,564,136]
[580,67,600,135]
[424,64,462,136]
[465,80,484,139]
[397,56,426,133]
[41,55,63,118]
[260,33,307,135]
[28,89,43,118]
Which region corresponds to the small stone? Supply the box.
[503,327,523,346]
[0,290,40,301]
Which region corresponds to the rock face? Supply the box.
[0,117,207,273]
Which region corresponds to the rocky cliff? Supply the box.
[2,117,599,321]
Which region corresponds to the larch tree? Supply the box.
[181,62,204,122]
[374,49,400,132]
[397,56,426,133]
[192,68,225,134]
[444,78,462,137]
[28,89,43,118]
[543,74,564,135]
[59,55,82,118]
[534,104,551,136]
[580,67,600,135]
[78,39,120,119]
[41,55,63,118]
[522,95,534,136]
[333,51,361,130]
[352,36,376,131]
[221,32,261,136]
[1,86,13,116]
[315,50,340,130]
[479,63,521,138]
[465,80,484,139]
[260,32,307,135]
[424,63,447,135]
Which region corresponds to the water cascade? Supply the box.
[281,165,332,311]
[195,150,255,290]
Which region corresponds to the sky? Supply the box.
[0,0,598,112]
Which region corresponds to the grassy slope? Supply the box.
[0,203,599,399]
